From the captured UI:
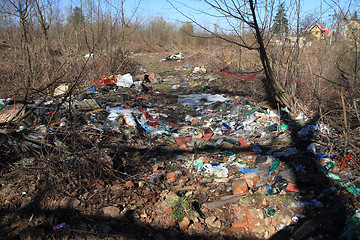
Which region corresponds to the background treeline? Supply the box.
[0,0,213,97]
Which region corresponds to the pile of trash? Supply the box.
[0,67,359,240]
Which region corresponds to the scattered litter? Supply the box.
[177,94,229,105]
[84,53,94,58]
[53,223,66,231]
[161,52,184,62]
[0,64,355,240]
[0,104,25,123]
[116,73,134,88]
[193,66,206,74]
[298,125,316,137]
[62,99,101,110]
[54,84,69,96]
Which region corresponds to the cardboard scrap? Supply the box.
[62,99,101,110]
[0,104,25,123]
[54,84,69,97]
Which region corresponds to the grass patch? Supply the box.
[171,196,192,222]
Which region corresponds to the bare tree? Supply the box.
[5,0,34,80]
[168,0,295,110]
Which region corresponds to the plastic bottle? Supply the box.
[339,210,360,240]
[319,162,334,174]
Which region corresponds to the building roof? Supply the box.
[307,24,333,37]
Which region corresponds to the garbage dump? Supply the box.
[0,66,358,240]
[160,52,184,62]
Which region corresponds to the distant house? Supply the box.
[342,19,360,41]
[307,24,333,40]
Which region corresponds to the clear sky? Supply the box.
[138,0,326,19]
[63,0,357,29]
[137,0,354,27]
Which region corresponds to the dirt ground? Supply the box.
[0,51,359,240]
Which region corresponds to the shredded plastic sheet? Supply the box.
[203,163,229,178]
[298,125,317,137]
[193,158,204,170]
[106,107,146,127]
[136,119,170,136]
[177,94,229,105]
[239,167,259,174]
[116,73,133,88]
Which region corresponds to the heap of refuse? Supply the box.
[0,68,359,240]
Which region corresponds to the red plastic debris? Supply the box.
[202,133,214,142]
[218,71,257,80]
[286,183,300,193]
[53,223,66,231]
[340,155,360,171]
[92,75,116,86]
[237,137,250,149]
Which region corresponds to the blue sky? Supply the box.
[138,0,325,21]
[136,0,354,28]
[63,0,356,29]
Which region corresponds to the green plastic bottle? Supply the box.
[319,162,334,174]
[339,210,360,240]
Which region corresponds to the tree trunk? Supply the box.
[249,0,294,111]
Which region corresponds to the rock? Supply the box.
[140,212,147,218]
[152,164,159,172]
[229,226,243,234]
[100,149,113,173]
[191,216,200,223]
[110,183,123,196]
[205,215,217,225]
[60,197,80,208]
[179,217,190,231]
[210,219,221,228]
[240,172,260,186]
[205,215,221,228]
[245,208,264,232]
[178,176,189,185]
[185,191,193,197]
[165,207,173,216]
[166,172,179,182]
[102,206,120,218]
[125,180,134,188]
[264,217,272,226]
[232,179,249,195]
[205,195,244,210]
[233,218,248,228]
[169,218,177,227]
